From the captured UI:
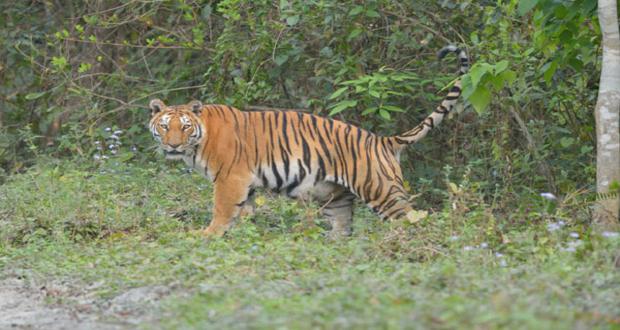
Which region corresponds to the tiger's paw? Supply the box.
[406,209,428,224]
[189,225,226,238]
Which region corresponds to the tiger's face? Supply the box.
[148,99,204,160]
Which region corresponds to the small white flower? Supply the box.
[449,235,459,241]
[102,155,109,160]
[131,146,138,152]
[547,223,561,232]
[540,192,557,201]
[110,134,120,140]
[479,242,488,249]
[94,141,101,145]
[494,252,504,258]
[93,154,101,160]
[110,149,117,155]
[602,231,619,238]
[499,259,508,267]
[569,232,579,239]
[105,127,112,132]
[561,246,576,252]
[547,220,566,232]
[113,130,123,135]
[561,239,582,252]
[463,246,475,251]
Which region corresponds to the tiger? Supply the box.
[148,45,469,238]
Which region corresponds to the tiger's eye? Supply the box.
[160,124,169,130]
[182,124,191,130]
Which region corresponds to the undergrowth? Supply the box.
[0,159,618,329]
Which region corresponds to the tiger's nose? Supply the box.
[169,143,181,149]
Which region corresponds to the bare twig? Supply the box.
[509,105,558,194]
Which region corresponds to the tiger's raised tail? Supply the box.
[391,45,469,148]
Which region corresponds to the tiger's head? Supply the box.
[148,99,204,160]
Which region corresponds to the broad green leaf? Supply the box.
[274,54,288,66]
[329,87,348,100]
[518,0,539,16]
[368,89,381,98]
[469,64,490,89]
[542,61,558,84]
[349,6,364,16]
[499,70,517,86]
[382,105,405,112]
[379,109,391,120]
[361,107,378,115]
[286,15,299,26]
[468,86,491,114]
[460,75,475,100]
[347,28,363,40]
[365,10,380,18]
[490,76,505,91]
[494,60,509,74]
[568,58,583,71]
[554,5,568,19]
[329,100,357,116]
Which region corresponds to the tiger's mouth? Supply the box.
[164,150,186,159]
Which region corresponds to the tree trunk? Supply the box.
[594,0,620,228]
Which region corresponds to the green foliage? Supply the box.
[0,1,613,326]
[0,161,618,328]
[0,0,601,208]
[461,61,516,113]
[328,69,426,120]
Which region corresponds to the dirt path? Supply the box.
[0,278,170,329]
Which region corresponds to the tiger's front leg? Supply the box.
[202,176,253,237]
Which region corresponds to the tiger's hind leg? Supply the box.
[322,192,356,238]
[238,188,256,218]
[310,182,356,238]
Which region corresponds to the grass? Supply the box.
[0,158,619,329]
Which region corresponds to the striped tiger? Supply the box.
[148,45,469,237]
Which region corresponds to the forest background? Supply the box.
[0,0,619,328]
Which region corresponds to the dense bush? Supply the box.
[0,0,599,217]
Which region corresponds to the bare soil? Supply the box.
[0,278,170,329]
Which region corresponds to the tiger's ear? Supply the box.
[149,99,166,115]
[189,100,203,114]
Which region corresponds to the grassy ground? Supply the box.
[0,159,619,329]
